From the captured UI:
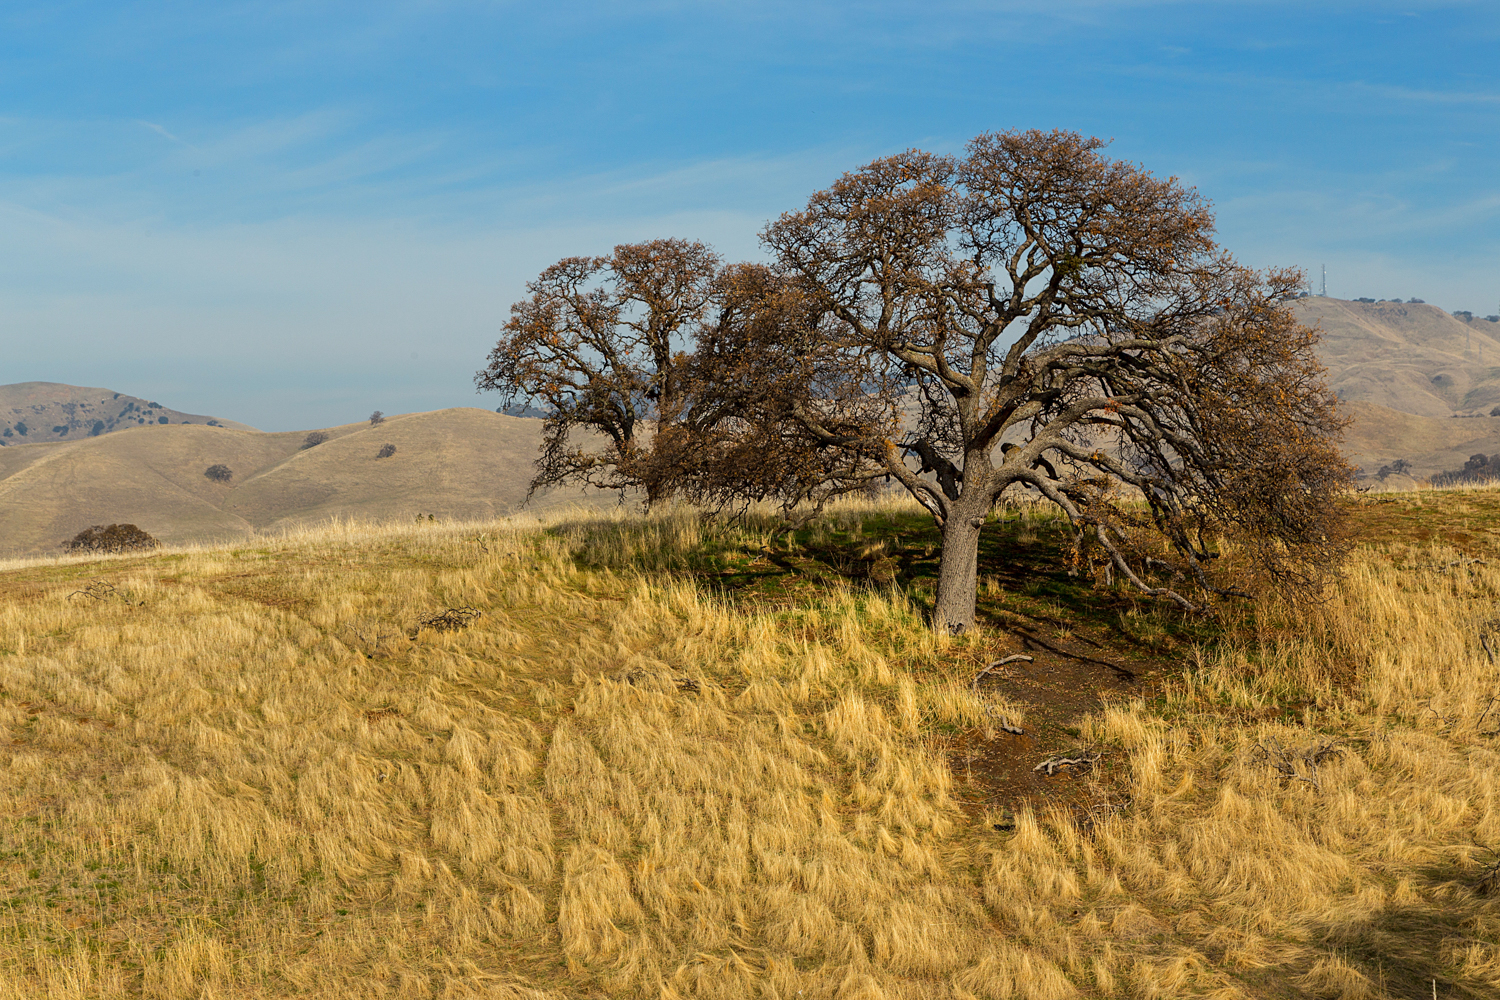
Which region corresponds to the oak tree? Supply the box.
[754,130,1350,630]
[479,130,1351,633]
[475,239,720,504]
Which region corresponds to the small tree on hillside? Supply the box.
[204,464,232,482]
[302,431,329,449]
[66,524,159,553]
[369,411,385,426]
[376,443,396,459]
[479,131,1352,632]
[1376,458,1412,481]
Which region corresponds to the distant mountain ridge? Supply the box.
[0,382,253,446]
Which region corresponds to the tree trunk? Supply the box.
[934,514,984,633]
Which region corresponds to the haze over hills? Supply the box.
[0,407,607,557]
[0,381,253,445]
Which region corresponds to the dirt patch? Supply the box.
[953,632,1148,821]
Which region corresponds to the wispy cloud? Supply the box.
[135,120,194,147]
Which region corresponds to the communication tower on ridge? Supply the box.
[1320,265,1327,297]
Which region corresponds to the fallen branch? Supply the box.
[1476,694,1500,734]
[972,654,1034,691]
[67,580,143,606]
[1481,619,1500,666]
[1034,750,1101,776]
[68,580,118,602]
[1474,848,1500,896]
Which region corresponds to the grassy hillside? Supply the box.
[0,408,606,556]
[2,494,1500,998]
[1292,298,1500,417]
[1341,402,1500,483]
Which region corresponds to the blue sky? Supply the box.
[2,1,1497,431]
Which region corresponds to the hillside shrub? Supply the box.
[1433,454,1500,488]
[369,410,385,426]
[204,464,233,483]
[65,524,159,554]
[376,443,396,459]
[1376,459,1412,481]
[302,431,329,449]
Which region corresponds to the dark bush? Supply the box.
[1376,458,1412,481]
[66,524,159,554]
[204,464,233,482]
[1433,454,1500,488]
[1492,406,1500,417]
[302,431,330,449]
[369,410,385,426]
[376,443,397,459]
[157,416,168,424]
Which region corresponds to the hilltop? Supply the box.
[0,407,604,556]
[0,382,252,445]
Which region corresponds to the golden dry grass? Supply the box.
[2,501,1499,998]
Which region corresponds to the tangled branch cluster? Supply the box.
[1251,737,1344,790]
[407,606,482,639]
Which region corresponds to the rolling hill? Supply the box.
[0,381,252,445]
[0,408,607,556]
[1339,401,1500,483]
[1291,297,1500,417]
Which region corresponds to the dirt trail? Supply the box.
[951,623,1160,825]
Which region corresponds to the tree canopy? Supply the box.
[477,129,1352,632]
